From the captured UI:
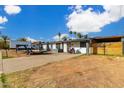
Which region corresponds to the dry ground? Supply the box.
[5,55,124,88]
[2,53,80,73]
[2,49,28,58]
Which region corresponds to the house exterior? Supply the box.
[9,35,124,56]
[9,40,32,49]
[42,38,91,54]
[42,35,124,56]
[67,39,90,54]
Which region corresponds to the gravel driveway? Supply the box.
[0,53,81,74]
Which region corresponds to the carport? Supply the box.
[92,36,124,55]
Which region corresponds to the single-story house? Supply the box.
[9,35,124,56]
[42,38,91,54]
[42,35,124,56]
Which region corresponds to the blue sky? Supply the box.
[0,5,124,41]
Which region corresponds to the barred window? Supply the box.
[80,42,86,47]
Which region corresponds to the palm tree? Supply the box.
[73,32,77,38]
[69,31,73,35]
[58,32,61,41]
[77,33,82,38]
[1,35,9,57]
[17,38,27,42]
[69,31,73,39]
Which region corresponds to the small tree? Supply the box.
[17,38,27,42]
[1,35,9,57]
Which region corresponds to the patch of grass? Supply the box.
[0,73,9,88]
[2,56,13,59]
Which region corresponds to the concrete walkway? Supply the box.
[0,53,81,74]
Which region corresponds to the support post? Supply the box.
[121,38,124,56]
[86,42,89,55]
[122,42,124,55]
[104,43,106,55]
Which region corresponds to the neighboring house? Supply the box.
[9,40,32,49]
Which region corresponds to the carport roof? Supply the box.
[92,36,124,42]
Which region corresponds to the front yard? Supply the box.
[2,49,28,58]
[5,55,124,88]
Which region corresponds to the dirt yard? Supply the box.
[2,49,28,58]
[5,55,124,88]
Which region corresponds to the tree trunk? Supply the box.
[5,49,8,57]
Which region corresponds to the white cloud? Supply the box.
[0,16,8,24]
[26,37,38,43]
[53,34,69,41]
[4,5,21,15]
[66,5,124,34]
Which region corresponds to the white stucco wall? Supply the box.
[49,44,52,49]
[43,44,47,50]
[60,43,63,49]
[52,44,56,49]
[70,42,87,54]
[73,47,87,54]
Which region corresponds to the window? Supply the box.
[80,42,86,47]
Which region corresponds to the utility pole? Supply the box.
[0,29,6,88]
[0,29,4,87]
[119,5,124,55]
[0,50,3,87]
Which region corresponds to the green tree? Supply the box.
[1,35,10,57]
[77,33,82,38]
[73,32,77,38]
[17,38,27,42]
[69,31,73,35]
[69,31,73,39]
